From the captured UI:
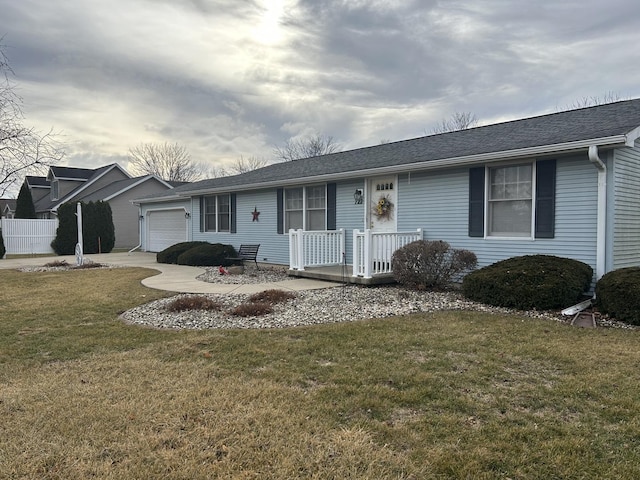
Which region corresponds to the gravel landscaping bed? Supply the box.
[19,262,636,331]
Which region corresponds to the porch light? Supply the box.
[354,189,363,204]
[139,215,144,220]
[185,212,191,219]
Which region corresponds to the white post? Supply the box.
[352,230,360,276]
[296,228,305,271]
[363,229,372,278]
[75,202,84,265]
[339,228,345,266]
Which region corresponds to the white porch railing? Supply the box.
[1,218,58,256]
[289,229,345,271]
[352,229,422,278]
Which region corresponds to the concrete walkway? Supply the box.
[0,251,342,294]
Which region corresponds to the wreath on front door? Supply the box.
[372,194,394,221]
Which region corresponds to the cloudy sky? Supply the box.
[2,0,639,184]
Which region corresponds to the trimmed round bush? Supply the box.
[157,241,209,264]
[595,267,640,325]
[462,255,593,310]
[176,243,237,267]
[391,240,477,290]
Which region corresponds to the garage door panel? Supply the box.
[147,210,187,252]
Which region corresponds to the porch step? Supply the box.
[288,266,396,286]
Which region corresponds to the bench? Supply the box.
[226,244,260,270]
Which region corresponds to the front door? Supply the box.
[368,176,397,232]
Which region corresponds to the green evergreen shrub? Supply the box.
[156,241,209,264]
[0,228,5,258]
[462,255,593,310]
[15,182,36,218]
[83,201,115,253]
[51,203,78,255]
[391,240,478,290]
[176,243,237,267]
[595,267,640,325]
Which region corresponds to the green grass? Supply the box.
[1,267,639,478]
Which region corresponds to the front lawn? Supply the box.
[1,268,639,479]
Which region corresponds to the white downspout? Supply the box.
[588,145,607,279]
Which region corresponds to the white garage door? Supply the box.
[147,209,188,252]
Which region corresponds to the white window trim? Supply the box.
[203,194,231,233]
[285,184,327,231]
[485,161,537,240]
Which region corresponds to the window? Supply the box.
[202,194,231,232]
[285,187,303,231]
[305,185,326,231]
[51,180,59,200]
[284,185,326,231]
[469,159,556,239]
[488,164,532,237]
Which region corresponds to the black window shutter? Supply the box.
[277,188,284,234]
[199,196,204,232]
[230,193,237,233]
[468,167,485,237]
[326,183,337,230]
[535,159,556,238]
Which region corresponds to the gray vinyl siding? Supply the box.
[336,179,365,264]
[396,155,599,272]
[612,146,640,270]
[192,189,290,264]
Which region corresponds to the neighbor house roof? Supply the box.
[78,175,173,202]
[135,99,640,203]
[37,163,130,213]
[0,198,17,216]
[25,176,51,188]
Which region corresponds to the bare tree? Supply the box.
[274,133,341,162]
[559,91,626,111]
[431,112,479,134]
[127,142,205,182]
[1,40,64,196]
[208,155,270,178]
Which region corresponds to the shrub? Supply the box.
[229,302,273,317]
[177,243,237,267]
[0,228,5,258]
[391,240,477,290]
[248,289,297,304]
[462,255,593,310]
[595,267,640,325]
[51,202,78,255]
[156,241,209,264]
[166,295,222,313]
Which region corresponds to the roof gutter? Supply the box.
[588,145,607,280]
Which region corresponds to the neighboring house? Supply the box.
[0,199,16,218]
[134,99,640,283]
[25,164,175,249]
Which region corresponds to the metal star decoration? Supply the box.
[252,206,260,222]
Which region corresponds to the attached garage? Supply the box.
[146,208,188,252]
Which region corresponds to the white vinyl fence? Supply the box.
[1,218,58,256]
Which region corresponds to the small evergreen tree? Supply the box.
[15,182,36,218]
[50,203,77,255]
[95,201,115,253]
[0,228,6,258]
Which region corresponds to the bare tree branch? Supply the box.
[558,91,626,111]
[273,133,341,162]
[127,142,205,182]
[431,112,479,134]
[207,155,269,178]
[1,40,63,196]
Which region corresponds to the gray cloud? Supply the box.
[1,0,639,185]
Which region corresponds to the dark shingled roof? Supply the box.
[142,99,640,201]
[25,176,50,187]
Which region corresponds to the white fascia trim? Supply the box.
[625,126,640,146]
[131,193,188,205]
[182,135,629,196]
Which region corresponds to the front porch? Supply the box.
[287,228,423,285]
